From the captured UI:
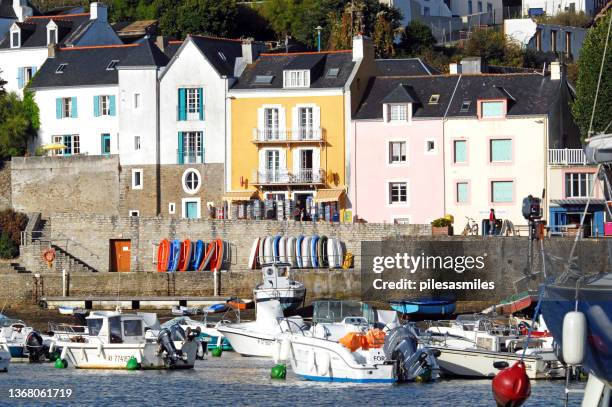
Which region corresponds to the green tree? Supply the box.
[572,12,612,140]
[156,0,238,39]
[372,11,395,58]
[0,91,40,158]
[464,29,505,64]
[400,20,436,55]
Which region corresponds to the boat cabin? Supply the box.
[85,312,148,344]
[312,300,377,324]
[260,263,292,289]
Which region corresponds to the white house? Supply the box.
[520,0,607,17]
[0,0,33,38]
[0,2,121,95]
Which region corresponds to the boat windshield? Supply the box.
[313,301,375,323]
[0,319,25,328]
[87,318,103,336]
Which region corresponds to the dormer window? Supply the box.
[460,100,471,112]
[106,60,119,71]
[283,70,310,88]
[11,30,20,48]
[390,104,408,121]
[47,21,58,45]
[326,68,340,78]
[56,63,67,74]
[480,100,506,118]
[428,94,440,104]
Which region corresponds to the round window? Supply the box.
[182,169,201,194]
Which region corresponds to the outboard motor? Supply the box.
[26,331,47,363]
[384,325,440,382]
[157,328,182,368]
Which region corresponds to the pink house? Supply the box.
[350,76,459,224]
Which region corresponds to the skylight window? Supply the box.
[55,63,67,74]
[254,75,274,84]
[326,68,340,78]
[429,94,440,104]
[106,60,120,71]
[217,51,227,62]
[460,100,471,112]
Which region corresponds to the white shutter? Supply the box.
[313,148,321,172]
[278,107,287,139]
[313,105,321,131]
[280,149,287,171]
[258,149,266,172]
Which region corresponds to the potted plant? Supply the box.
[431,217,453,236]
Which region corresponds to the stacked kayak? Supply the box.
[389,298,456,320]
[157,238,230,272]
[247,235,346,270]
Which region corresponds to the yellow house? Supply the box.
[226,39,375,219]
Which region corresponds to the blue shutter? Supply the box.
[198,88,204,121]
[93,96,100,117]
[31,66,36,77]
[109,95,116,116]
[56,98,62,119]
[178,88,186,121]
[178,132,184,164]
[17,68,24,89]
[200,132,205,162]
[71,97,78,118]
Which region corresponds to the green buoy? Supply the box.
[54,359,67,369]
[126,357,139,371]
[270,364,286,380]
[211,347,223,357]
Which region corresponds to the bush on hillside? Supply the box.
[0,233,18,259]
[0,209,28,247]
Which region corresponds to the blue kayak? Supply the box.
[296,236,304,268]
[168,240,181,272]
[190,240,205,270]
[389,298,456,317]
[206,303,229,313]
[273,235,282,262]
[310,235,319,268]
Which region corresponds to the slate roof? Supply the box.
[380,84,420,104]
[0,13,91,49]
[355,76,459,119]
[232,51,355,90]
[355,73,562,120]
[29,41,169,89]
[189,35,244,77]
[375,58,440,76]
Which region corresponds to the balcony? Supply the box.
[251,168,326,186]
[177,149,205,164]
[252,127,324,144]
[548,149,587,165]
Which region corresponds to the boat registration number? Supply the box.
[106,355,132,363]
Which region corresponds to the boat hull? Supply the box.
[390,300,456,319]
[0,349,9,372]
[431,346,564,379]
[216,327,277,357]
[253,287,306,313]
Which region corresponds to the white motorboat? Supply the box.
[279,302,439,384]
[423,314,564,379]
[0,318,52,362]
[161,314,234,351]
[217,300,307,357]
[52,311,198,369]
[253,263,306,313]
[0,339,11,372]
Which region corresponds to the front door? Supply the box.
[101,134,111,155]
[299,150,313,182]
[185,201,199,219]
[110,240,131,272]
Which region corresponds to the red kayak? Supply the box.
[178,239,192,272]
[157,239,170,272]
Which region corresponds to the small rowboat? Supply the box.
[390,298,456,320]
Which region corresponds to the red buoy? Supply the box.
[492,361,531,407]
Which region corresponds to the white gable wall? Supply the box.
[159,40,229,166]
[0,47,47,94]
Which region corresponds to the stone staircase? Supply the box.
[50,244,98,273]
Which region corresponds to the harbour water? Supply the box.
[0,354,580,406]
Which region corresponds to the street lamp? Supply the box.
[315,26,322,52]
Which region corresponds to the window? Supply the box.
[129,210,139,217]
[18,66,35,89]
[426,139,436,153]
[424,6,430,15]
[428,94,440,104]
[109,316,122,343]
[179,132,204,164]
[62,97,72,118]
[487,2,492,12]
[134,93,140,109]
[550,30,557,52]
[87,319,103,336]
[389,182,408,204]
[48,28,57,45]
[178,88,203,121]
[454,140,467,163]
[481,101,505,118]
[11,31,19,48]
[217,51,227,62]
[478,1,483,12]
[182,169,201,194]
[326,68,340,78]
[460,100,471,112]
[468,0,473,13]
[565,173,594,198]
[298,107,314,139]
[389,141,407,163]
[390,104,408,121]
[123,320,142,337]
[100,95,110,116]
[56,63,67,74]
[264,108,280,139]
[169,203,176,214]
[132,169,143,189]
[283,70,310,88]
[491,181,513,203]
[106,60,119,70]
[490,139,512,162]
[52,135,80,156]
[101,134,111,155]
[134,136,141,150]
[24,67,33,83]
[254,75,274,84]
[457,182,469,203]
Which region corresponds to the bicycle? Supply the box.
[461,216,479,236]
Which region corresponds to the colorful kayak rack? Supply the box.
[157,238,230,272]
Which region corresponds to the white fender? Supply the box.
[316,351,330,376]
[279,338,291,361]
[562,311,586,365]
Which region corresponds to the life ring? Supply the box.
[42,249,56,263]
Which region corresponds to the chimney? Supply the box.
[48,43,58,58]
[352,35,374,62]
[449,62,461,74]
[241,38,259,64]
[550,60,562,80]
[13,0,32,22]
[155,36,168,53]
[460,57,482,74]
[90,2,108,23]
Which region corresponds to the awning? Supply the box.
[223,191,258,202]
[550,198,606,206]
[314,189,344,203]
